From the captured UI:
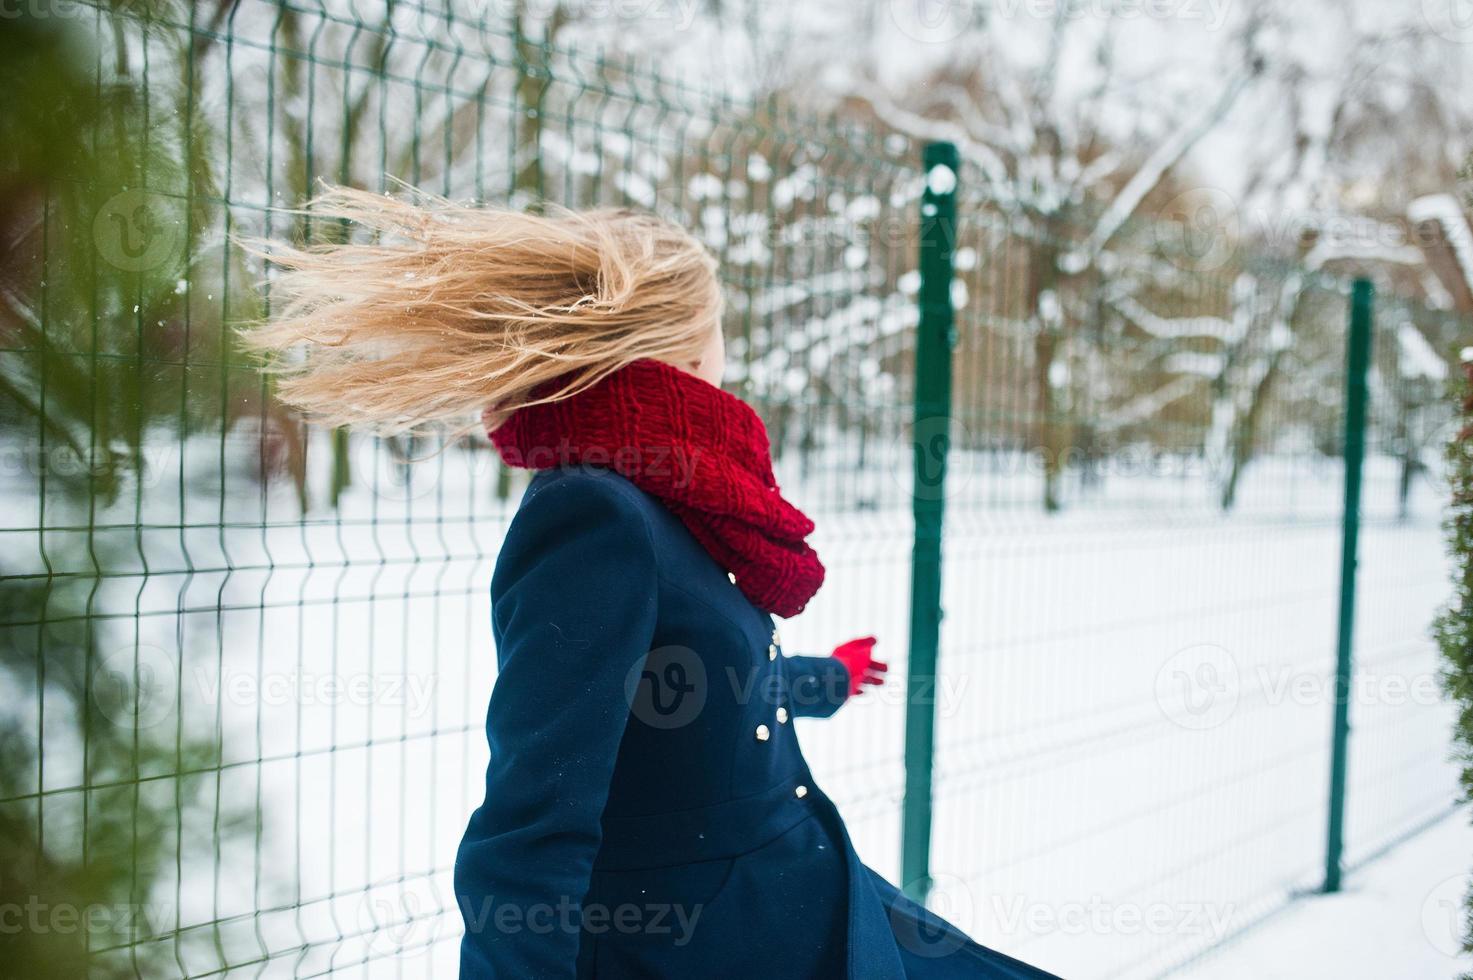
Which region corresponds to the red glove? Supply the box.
[831,636,888,697]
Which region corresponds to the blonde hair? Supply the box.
[238,185,723,435]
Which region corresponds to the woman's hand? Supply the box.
[830,636,887,698]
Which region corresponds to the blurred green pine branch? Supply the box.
[1433,156,1473,980]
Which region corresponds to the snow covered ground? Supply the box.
[5,437,1459,978]
[792,463,1459,980]
[1180,810,1473,980]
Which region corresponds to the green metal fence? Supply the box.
[0,3,1462,978]
[912,161,1463,977]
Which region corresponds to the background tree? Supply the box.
[1,8,247,976]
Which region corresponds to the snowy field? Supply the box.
[1182,809,1473,980]
[6,436,1459,979]
[789,458,1457,979]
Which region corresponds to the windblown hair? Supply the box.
[238,185,723,434]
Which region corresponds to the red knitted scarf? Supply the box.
[489,358,824,617]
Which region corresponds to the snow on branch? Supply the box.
[1409,193,1473,297]
[1302,218,1423,271]
[1061,62,1260,276]
[851,82,1014,201]
[1111,295,1244,344]
[1099,375,1204,433]
[1398,321,1448,382]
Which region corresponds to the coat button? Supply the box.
[755,724,771,742]
[776,707,789,724]
[794,785,808,799]
[768,644,777,661]
[727,571,737,584]
[772,628,781,645]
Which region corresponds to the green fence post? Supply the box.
[902,141,959,903]
[1323,276,1374,894]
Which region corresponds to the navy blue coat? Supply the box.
[455,466,1061,979]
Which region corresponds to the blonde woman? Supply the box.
[245,187,1059,980]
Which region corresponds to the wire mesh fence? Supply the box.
[921,183,1462,977]
[0,2,1462,978]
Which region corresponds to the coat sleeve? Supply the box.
[784,655,850,719]
[455,474,659,978]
